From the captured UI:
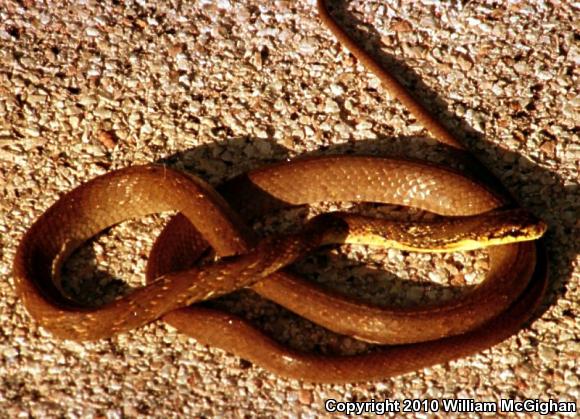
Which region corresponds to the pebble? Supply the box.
[86,27,101,37]
[78,95,97,107]
[23,127,40,137]
[27,94,46,104]
[299,37,318,55]
[69,116,80,129]
[3,346,18,359]
[538,344,558,363]
[329,83,344,96]
[97,130,117,150]
[298,389,313,404]
[324,98,340,113]
[94,107,112,119]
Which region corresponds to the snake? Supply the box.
[12,0,549,383]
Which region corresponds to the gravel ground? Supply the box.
[1,0,578,417]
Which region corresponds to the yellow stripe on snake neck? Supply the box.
[326,209,547,253]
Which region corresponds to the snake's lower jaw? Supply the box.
[525,220,548,241]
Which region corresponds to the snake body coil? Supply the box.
[12,1,548,383]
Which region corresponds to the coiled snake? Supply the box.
[13,0,548,383]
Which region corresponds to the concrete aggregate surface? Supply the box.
[0,0,578,417]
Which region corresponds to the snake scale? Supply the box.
[13,0,548,383]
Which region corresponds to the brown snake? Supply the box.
[13,0,548,383]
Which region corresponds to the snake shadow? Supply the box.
[315,0,579,322]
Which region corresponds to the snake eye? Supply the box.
[508,228,523,237]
